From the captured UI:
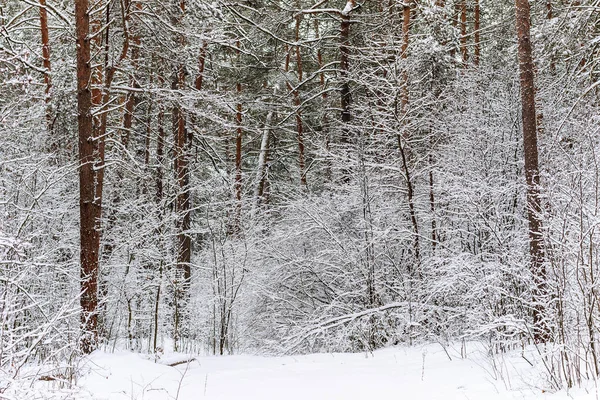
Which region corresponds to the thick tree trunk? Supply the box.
[338,0,355,183]
[170,0,191,352]
[173,69,191,283]
[285,28,306,187]
[295,17,306,186]
[39,0,52,129]
[122,1,141,149]
[195,41,208,91]
[75,0,100,354]
[76,0,132,354]
[515,0,547,343]
[460,0,468,65]
[450,1,458,59]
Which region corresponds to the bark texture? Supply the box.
[39,0,52,128]
[75,0,100,354]
[515,0,547,343]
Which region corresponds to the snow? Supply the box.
[341,1,353,15]
[61,343,600,400]
[9,343,600,399]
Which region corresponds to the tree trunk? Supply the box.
[340,0,354,138]
[171,0,191,352]
[460,0,468,65]
[75,0,100,354]
[474,0,480,66]
[195,41,208,91]
[314,19,331,181]
[122,2,142,148]
[285,34,306,187]
[295,17,306,186]
[398,0,421,266]
[338,0,355,183]
[450,1,458,59]
[515,0,547,343]
[233,81,243,235]
[157,105,165,203]
[429,155,437,251]
[173,69,191,284]
[39,0,52,130]
[253,88,276,213]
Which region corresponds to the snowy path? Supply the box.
[75,344,592,400]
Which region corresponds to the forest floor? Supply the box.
[8,342,600,399]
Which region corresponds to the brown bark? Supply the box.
[314,19,331,181]
[169,0,191,352]
[122,1,141,147]
[90,0,104,124]
[515,0,547,343]
[173,69,191,283]
[460,0,468,65]
[195,41,208,91]
[474,0,480,66]
[450,1,458,59]
[285,18,307,187]
[76,0,132,354]
[39,0,52,129]
[171,0,191,284]
[75,0,100,354]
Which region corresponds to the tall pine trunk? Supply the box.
[75,0,100,354]
[515,0,547,343]
[39,0,52,129]
[294,17,306,186]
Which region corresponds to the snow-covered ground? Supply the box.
[7,343,600,399]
